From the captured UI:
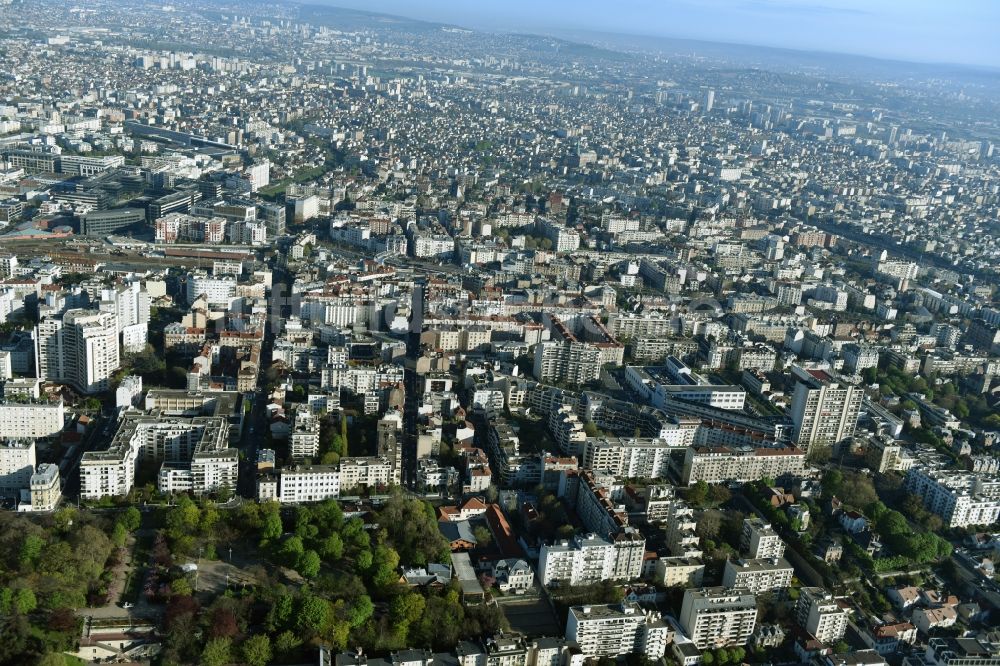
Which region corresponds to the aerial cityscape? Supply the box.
[0,0,999,665]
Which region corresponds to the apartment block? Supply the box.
[566,602,671,659]
[679,587,758,650]
[796,587,848,644]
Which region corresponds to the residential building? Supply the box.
[0,399,64,439]
[722,557,794,595]
[681,445,806,485]
[278,465,341,503]
[36,309,120,394]
[678,587,758,650]
[29,463,61,511]
[0,439,36,497]
[741,517,786,559]
[796,587,848,644]
[566,602,671,659]
[789,368,862,451]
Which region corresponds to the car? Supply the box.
[121,602,134,609]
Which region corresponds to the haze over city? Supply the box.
[323,0,1000,67]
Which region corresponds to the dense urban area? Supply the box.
[0,0,999,665]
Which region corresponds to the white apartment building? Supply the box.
[413,233,455,259]
[581,436,685,479]
[185,273,236,306]
[905,466,1000,528]
[36,309,120,394]
[566,603,671,659]
[681,445,807,486]
[655,557,706,588]
[741,517,786,559]
[533,340,602,386]
[789,368,862,451]
[537,533,643,587]
[722,557,794,595]
[0,398,64,439]
[338,456,397,492]
[81,413,237,500]
[796,587,848,644]
[279,465,341,503]
[289,408,321,461]
[0,439,36,497]
[842,343,879,374]
[679,587,758,650]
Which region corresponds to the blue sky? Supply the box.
[325,0,1000,68]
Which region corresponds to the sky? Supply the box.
[320,0,1000,68]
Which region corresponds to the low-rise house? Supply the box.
[912,606,958,634]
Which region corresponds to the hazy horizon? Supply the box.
[311,0,1000,69]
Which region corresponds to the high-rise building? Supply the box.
[36,309,120,394]
[722,557,794,595]
[289,407,321,461]
[704,89,715,112]
[789,368,862,451]
[796,587,848,644]
[679,587,757,650]
[566,602,671,659]
[538,532,643,586]
[741,517,786,559]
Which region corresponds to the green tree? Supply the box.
[121,506,142,532]
[274,630,301,654]
[19,534,44,567]
[347,594,375,628]
[687,480,709,507]
[242,634,273,666]
[201,637,232,666]
[171,577,193,597]
[111,522,128,548]
[280,536,305,568]
[260,501,283,542]
[702,652,715,666]
[320,533,344,560]
[297,594,332,636]
[13,589,36,615]
[473,526,493,546]
[370,545,402,589]
[390,591,425,625]
[266,593,294,632]
[299,550,321,578]
[166,496,201,538]
[355,549,373,571]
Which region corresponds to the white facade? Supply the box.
[722,558,794,595]
[278,466,341,503]
[679,587,758,650]
[29,463,61,511]
[185,273,236,306]
[0,439,37,497]
[567,603,670,659]
[538,533,643,587]
[0,399,64,439]
[790,370,862,451]
[36,309,120,394]
[796,587,848,644]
